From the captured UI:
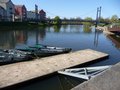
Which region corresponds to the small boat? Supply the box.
[0,49,34,65]
[16,44,72,57]
[3,49,34,55]
[58,65,111,80]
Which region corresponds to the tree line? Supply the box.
[48,15,120,25]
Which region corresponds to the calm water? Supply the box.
[1,25,120,90]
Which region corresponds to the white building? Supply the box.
[27,11,40,21]
[27,11,36,20]
[0,6,6,21]
[0,0,15,21]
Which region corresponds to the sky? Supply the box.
[12,0,120,19]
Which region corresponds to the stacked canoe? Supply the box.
[0,44,72,65]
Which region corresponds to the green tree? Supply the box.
[111,15,119,23]
[104,18,111,23]
[63,17,68,20]
[53,16,61,25]
[99,17,105,22]
[75,17,82,20]
[62,17,68,24]
[83,17,93,25]
[84,17,93,20]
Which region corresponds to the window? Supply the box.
[9,7,12,10]
[10,12,13,14]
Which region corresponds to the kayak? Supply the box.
[17,44,72,57]
[0,49,34,65]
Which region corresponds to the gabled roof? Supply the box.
[0,0,10,3]
[39,9,46,14]
[0,6,5,10]
[15,5,27,11]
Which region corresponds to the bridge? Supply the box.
[45,7,108,25]
[45,19,108,24]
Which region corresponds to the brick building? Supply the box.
[15,5,27,21]
[39,9,46,21]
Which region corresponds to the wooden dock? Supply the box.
[0,49,108,89]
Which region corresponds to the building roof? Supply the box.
[39,9,46,14]
[15,5,24,7]
[15,5,27,10]
[0,6,5,10]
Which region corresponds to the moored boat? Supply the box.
[16,44,72,57]
[0,49,34,65]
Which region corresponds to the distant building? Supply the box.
[39,9,46,21]
[0,6,6,21]
[27,11,40,21]
[0,0,15,21]
[27,11,36,21]
[15,5,27,21]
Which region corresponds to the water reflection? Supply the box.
[46,25,83,34]
[0,25,95,49]
[107,35,120,49]
[0,30,15,49]
[94,29,100,47]
[14,30,28,44]
[0,28,46,49]
[53,25,61,33]
[83,25,92,33]
[1,25,120,90]
[62,25,69,31]
[58,75,84,90]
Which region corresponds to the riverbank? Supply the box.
[0,21,89,28]
[0,22,47,30]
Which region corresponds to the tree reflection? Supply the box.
[38,27,46,41]
[83,25,92,33]
[53,25,61,33]
[62,25,68,31]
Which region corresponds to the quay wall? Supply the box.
[71,62,120,90]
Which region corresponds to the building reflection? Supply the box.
[36,27,46,43]
[107,35,120,49]
[0,30,15,49]
[0,28,46,49]
[14,30,28,44]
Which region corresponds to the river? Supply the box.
[0,25,120,90]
